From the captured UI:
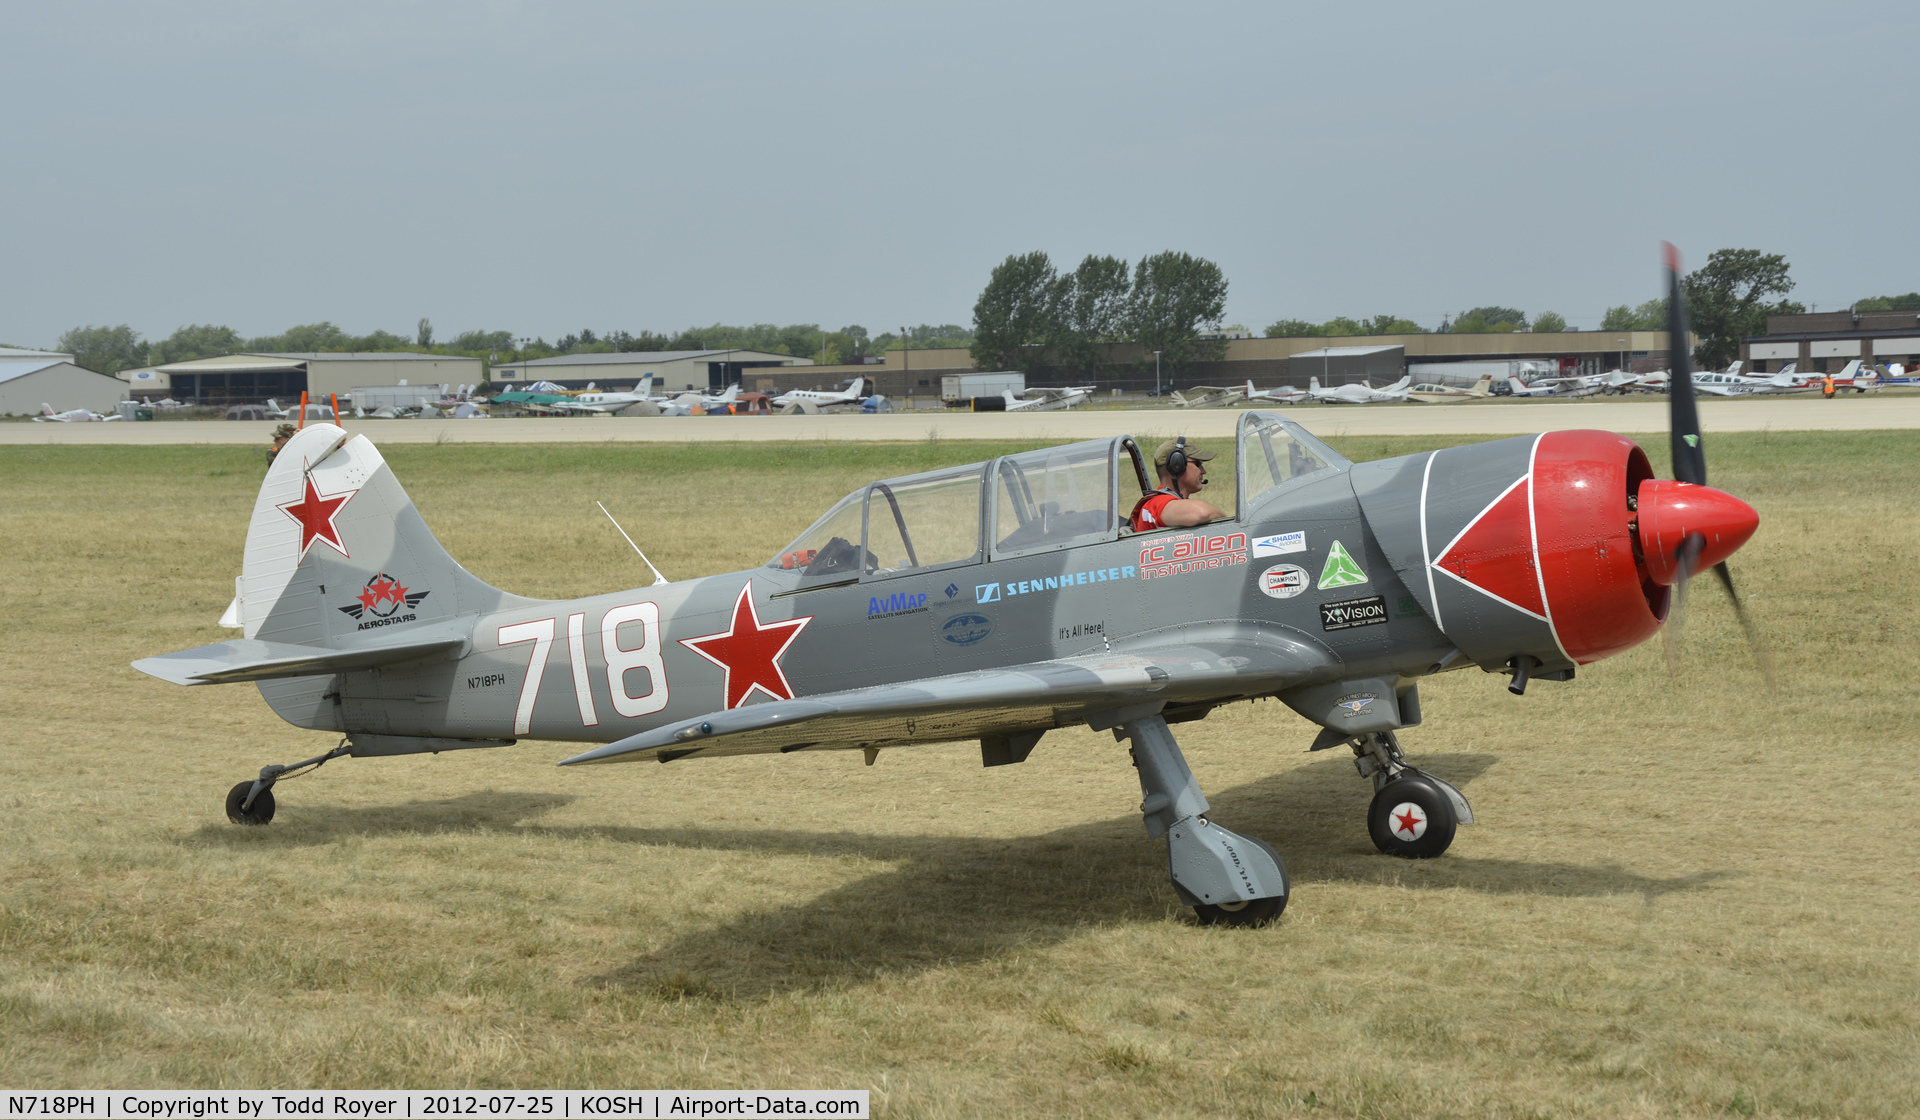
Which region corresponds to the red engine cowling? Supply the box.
[1530,430,1758,663]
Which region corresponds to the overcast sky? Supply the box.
[5,0,1915,348]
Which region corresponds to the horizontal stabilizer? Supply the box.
[132,624,469,685]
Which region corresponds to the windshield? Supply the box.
[1238,411,1348,510]
[865,464,985,576]
[768,487,869,579]
[991,441,1116,557]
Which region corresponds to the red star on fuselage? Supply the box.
[678,581,811,709]
[278,472,357,559]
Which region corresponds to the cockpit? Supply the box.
[767,412,1349,585]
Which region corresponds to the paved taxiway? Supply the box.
[5,396,1917,445]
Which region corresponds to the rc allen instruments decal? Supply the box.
[338,573,429,630]
[1139,532,1248,580]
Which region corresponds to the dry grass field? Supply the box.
[2,431,1916,1118]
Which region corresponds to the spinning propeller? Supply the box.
[1640,243,1773,683]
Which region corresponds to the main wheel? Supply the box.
[1192,837,1289,927]
[225,780,276,825]
[1368,776,1455,858]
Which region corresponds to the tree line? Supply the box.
[49,318,977,377]
[969,251,1230,376]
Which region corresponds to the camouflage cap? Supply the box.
[1153,438,1216,473]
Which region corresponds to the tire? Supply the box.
[1193,836,1289,927]
[1368,776,1455,858]
[225,780,276,825]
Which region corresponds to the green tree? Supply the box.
[1680,249,1801,368]
[1532,311,1568,333]
[971,252,1063,372]
[1318,316,1367,336]
[57,324,147,374]
[153,324,243,364]
[416,318,433,347]
[449,329,516,352]
[1445,306,1527,334]
[1125,251,1229,375]
[249,322,351,352]
[1854,292,1920,311]
[1600,299,1667,332]
[1264,319,1318,338]
[1054,254,1131,376]
[1363,315,1426,335]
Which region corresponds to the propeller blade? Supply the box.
[1661,533,1704,677]
[1712,561,1777,689]
[1663,242,1707,487]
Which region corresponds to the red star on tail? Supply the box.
[678,581,811,709]
[278,472,357,559]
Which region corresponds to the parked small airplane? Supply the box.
[1170,385,1246,409]
[1308,375,1413,404]
[1002,386,1093,412]
[1244,380,1308,406]
[34,403,112,422]
[134,246,1766,929]
[1407,375,1495,403]
[572,376,666,412]
[773,377,868,414]
[1503,376,1561,398]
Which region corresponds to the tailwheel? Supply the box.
[225,780,276,826]
[1368,776,1456,858]
[1192,837,1290,927]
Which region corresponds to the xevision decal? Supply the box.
[1320,594,1388,631]
[1139,532,1248,580]
[868,590,930,620]
[977,565,1136,601]
[338,572,429,630]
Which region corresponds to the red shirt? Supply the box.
[1130,490,1180,532]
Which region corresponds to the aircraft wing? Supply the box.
[560,627,1336,765]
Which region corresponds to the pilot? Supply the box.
[1130,436,1226,531]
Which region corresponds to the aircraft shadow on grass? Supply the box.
[186,753,1733,1000]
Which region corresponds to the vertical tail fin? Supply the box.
[240,424,531,651]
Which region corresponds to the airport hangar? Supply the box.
[0,350,130,416]
[152,352,484,404]
[1743,309,1920,373]
[739,330,1683,399]
[492,350,815,392]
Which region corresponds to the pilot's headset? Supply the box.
[1165,436,1204,490]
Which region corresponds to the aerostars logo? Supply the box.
[1317,540,1369,589]
[338,572,429,627]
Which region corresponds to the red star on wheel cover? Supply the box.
[1393,805,1426,839]
[678,581,812,709]
[277,472,358,559]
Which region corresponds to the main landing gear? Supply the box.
[1109,714,1291,926]
[1346,731,1473,858]
[223,741,352,825]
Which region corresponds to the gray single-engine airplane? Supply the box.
[134,249,1763,926]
